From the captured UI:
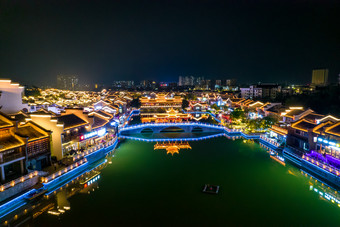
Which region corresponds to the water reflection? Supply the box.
[4,140,340,226]
[303,170,340,209]
[1,160,107,226]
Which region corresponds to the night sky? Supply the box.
[0,0,339,86]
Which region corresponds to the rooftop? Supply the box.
[57,114,89,130]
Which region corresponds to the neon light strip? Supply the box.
[0,202,27,220]
[0,189,35,210]
[45,159,107,196]
[43,162,88,187]
[119,133,227,142]
[120,122,225,131]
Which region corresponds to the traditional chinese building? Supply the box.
[0,113,26,181]
[140,94,182,109]
[141,108,191,123]
[16,121,51,171]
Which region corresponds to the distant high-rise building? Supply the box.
[312,69,328,86]
[178,76,202,86]
[240,83,281,99]
[226,79,237,86]
[57,75,79,90]
[140,80,152,88]
[112,81,135,89]
[215,80,222,86]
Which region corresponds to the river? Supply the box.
[4,137,340,226]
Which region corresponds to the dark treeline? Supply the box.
[283,86,340,116]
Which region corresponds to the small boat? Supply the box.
[26,188,47,201]
[202,184,220,194]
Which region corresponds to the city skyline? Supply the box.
[0,0,339,86]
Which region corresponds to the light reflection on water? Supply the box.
[2,138,340,226]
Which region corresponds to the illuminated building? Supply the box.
[188,102,208,111]
[141,108,191,123]
[0,113,26,181]
[312,69,328,86]
[16,121,51,171]
[140,94,182,109]
[281,107,314,124]
[240,84,281,99]
[57,75,79,91]
[0,79,28,114]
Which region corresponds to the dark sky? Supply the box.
[0,0,339,86]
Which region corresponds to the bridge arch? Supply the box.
[140,128,154,133]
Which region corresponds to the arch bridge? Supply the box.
[119,122,225,135]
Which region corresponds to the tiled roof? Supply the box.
[325,122,340,136]
[92,115,109,129]
[0,113,14,128]
[291,119,317,132]
[57,114,88,129]
[16,125,49,141]
[303,113,325,122]
[0,134,25,151]
[285,109,305,117]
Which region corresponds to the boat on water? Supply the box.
[202,184,220,194]
[26,187,47,201]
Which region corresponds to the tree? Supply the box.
[130,98,141,108]
[211,103,219,110]
[262,115,278,128]
[230,108,245,122]
[182,99,189,109]
[185,93,197,101]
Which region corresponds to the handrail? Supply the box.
[0,171,39,192]
[43,137,118,184]
[302,155,340,176]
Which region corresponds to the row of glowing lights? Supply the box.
[75,137,116,161]
[311,186,340,207]
[260,135,280,147]
[120,133,255,142]
[120,133,226,142]
[0,172,39,192]
[122,122,226,130]
[47,168,105,216]
[317,137,340,148]
[303,155,340,175]
[0,145,111,223]
[43,158,87,183]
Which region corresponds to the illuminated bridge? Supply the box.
[119,122,226,134]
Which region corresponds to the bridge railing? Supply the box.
[120,122,226,131]
[119,133,227,142]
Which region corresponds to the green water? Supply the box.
[30,138,340,226]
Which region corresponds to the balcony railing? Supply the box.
[0,153,24,164]
[302,154,340,177]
